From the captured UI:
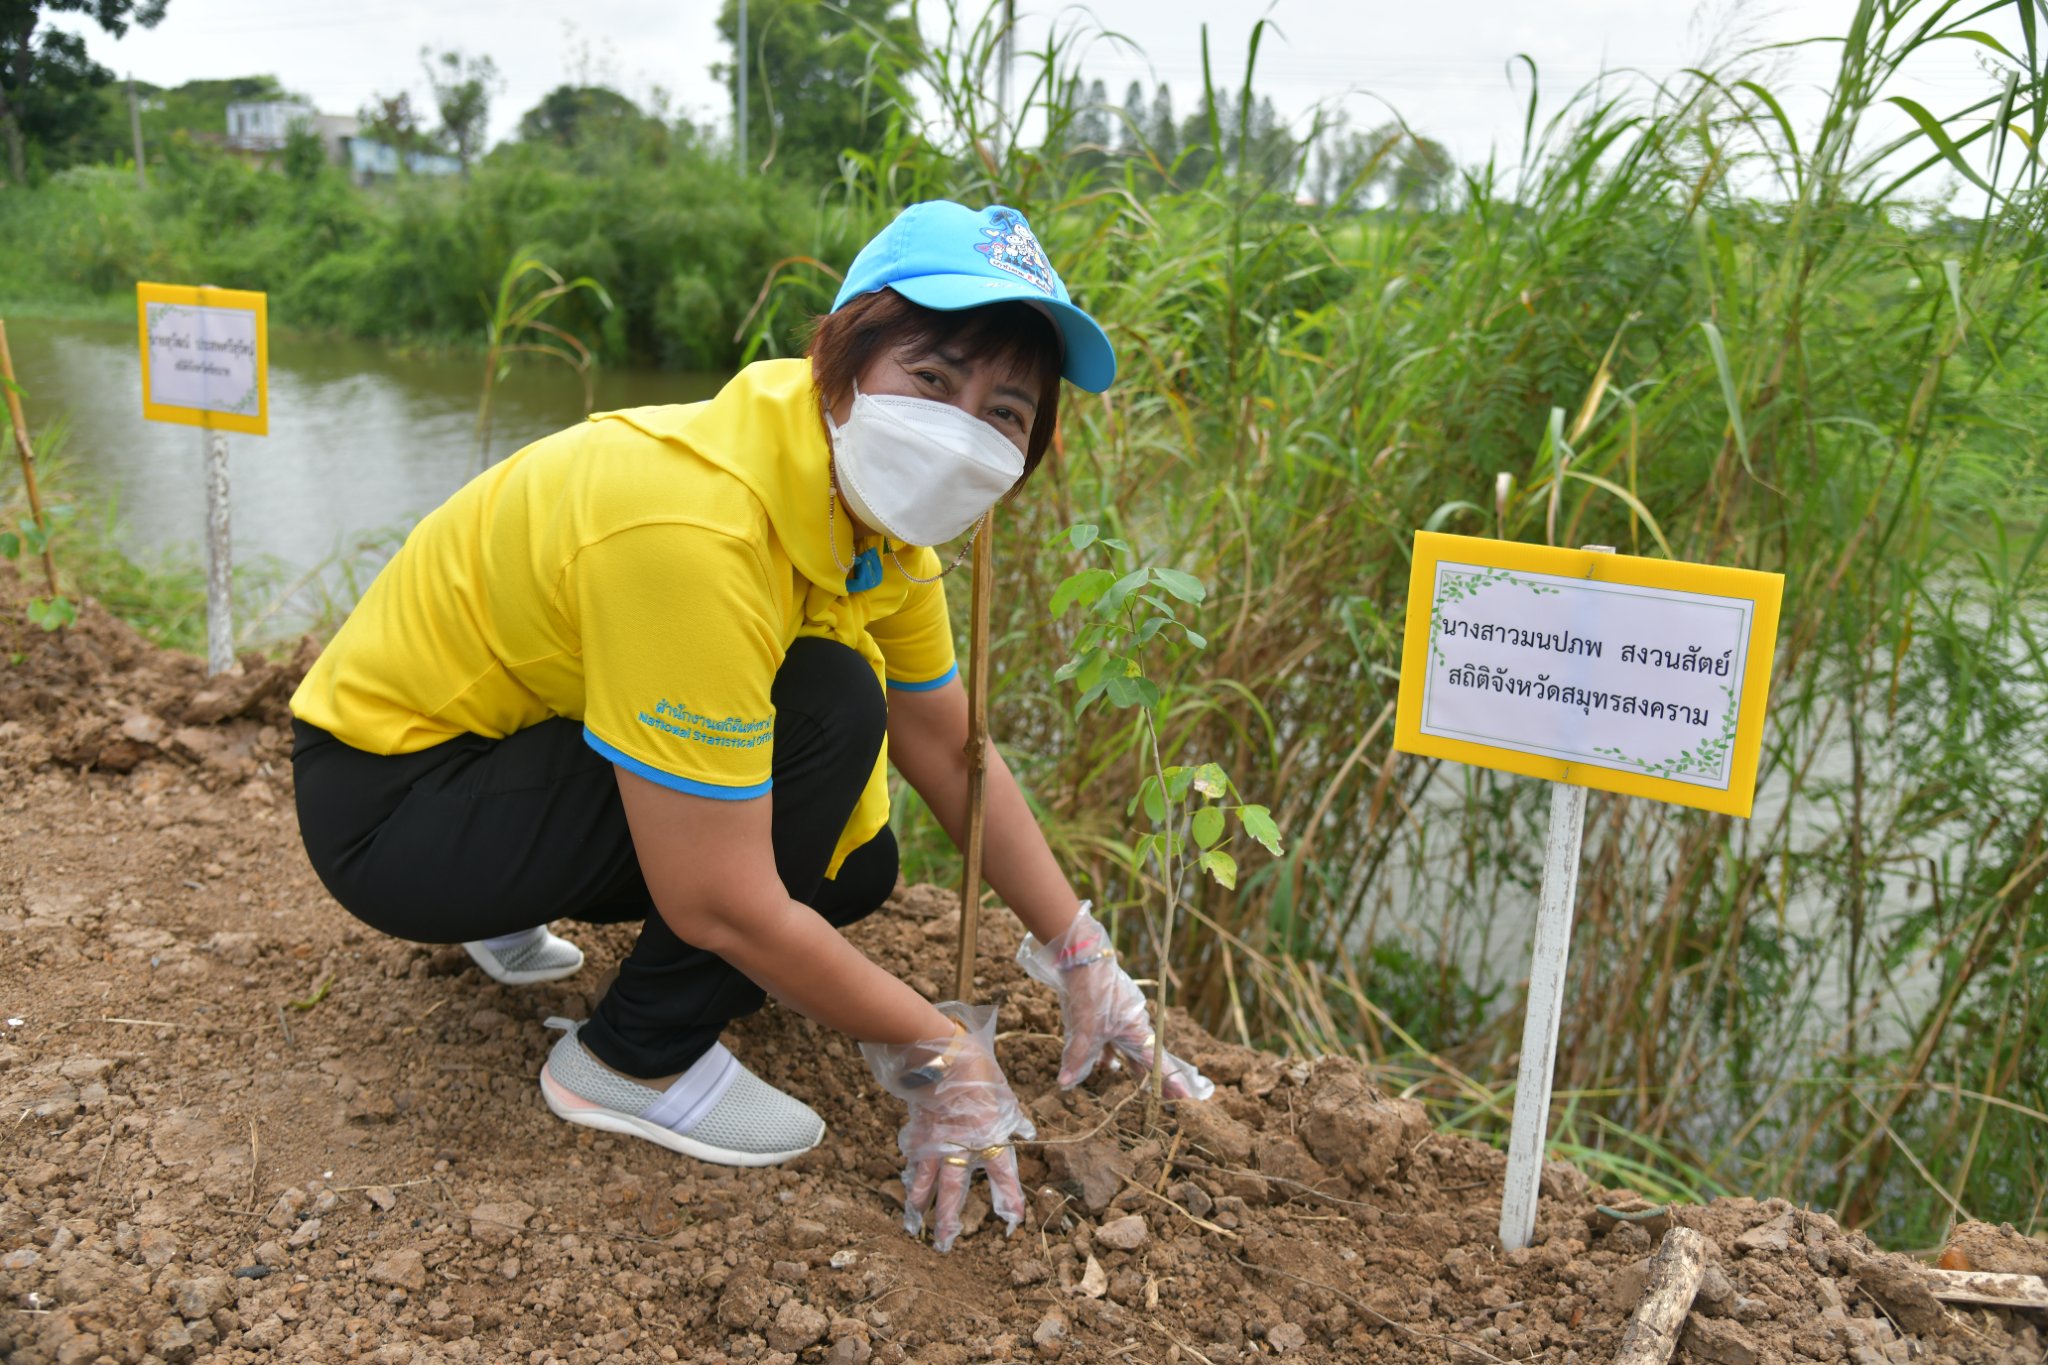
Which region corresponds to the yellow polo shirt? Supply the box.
[290,358,957,875]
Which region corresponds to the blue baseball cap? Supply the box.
[831,201,1117,392]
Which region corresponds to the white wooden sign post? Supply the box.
[136,283,268,676]
[1394,532,1784,1250]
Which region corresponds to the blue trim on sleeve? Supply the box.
[887,663,959,693]
[582,726,772,801]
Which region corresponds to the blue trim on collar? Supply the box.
[583,726,772,800]
[887,663,959,693]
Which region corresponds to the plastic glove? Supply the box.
[1018,901,1215,1101]
[859,1001,1035,1253]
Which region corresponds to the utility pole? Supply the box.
[736,0,748,175]
[128,74,146,189]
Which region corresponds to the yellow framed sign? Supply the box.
[1394,532,1783,817]
[136,282,269,435]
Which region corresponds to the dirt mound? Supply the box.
[4,566,2046,1365]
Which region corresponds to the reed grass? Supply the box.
[864,0,2048,1246]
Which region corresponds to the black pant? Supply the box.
[292,636,897,1077]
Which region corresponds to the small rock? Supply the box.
[467,1200,535,1247]
[1033,1310,1069,1353]
[1732,1212,1797,1254]
[1,1248,41,1271]
[828,1250,859,1269]
[286,1217,322,1249]
[1267,1323,1308,1354]
[789,1219,831,1249]
[1095,1214,1150,1251]
[135,1227,180,1267]
[365,1185,398,1211]
[366,1247,426,1294]
[1044,1138,1133,1214]
[827,1337,871,1365]
[150,1318,196,1365]
[58,1055,116,1081]
[767,1298,829,1352]
[167,1274,232,1319]
[1012,1259,1049,1286]
[1166,1181,1213,1218]
[498,1257,520,1280]
[232,1265,273,1280]
[1682,1314,1761,1365]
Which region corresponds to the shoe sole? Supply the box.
[539,1065,823,1168]
[464,941,585,985]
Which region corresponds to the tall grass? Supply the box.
[854,0,2048,1246]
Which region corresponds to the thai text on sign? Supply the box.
[136,282,269,435]
[1394,533,1783,817]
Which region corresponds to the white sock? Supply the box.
[479,925,548,953]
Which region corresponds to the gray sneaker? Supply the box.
[464,925,585,985]
[538,1019,825,1167]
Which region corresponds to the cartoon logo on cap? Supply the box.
[975,212,1057,296]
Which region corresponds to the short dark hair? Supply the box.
[808,288,1064,482]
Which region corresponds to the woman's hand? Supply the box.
[859,1002,1034,1252]
[1018,902,1215,1101]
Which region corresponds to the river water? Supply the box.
[3,316,725,569]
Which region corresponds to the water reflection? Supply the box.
[4,316,725,568]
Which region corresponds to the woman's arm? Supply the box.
[616,769,956,1046]
[884,678,1082,945]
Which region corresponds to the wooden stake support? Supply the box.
[954,509,996,1003]
[0,320,59,596]
[1613,1227,1710,1365]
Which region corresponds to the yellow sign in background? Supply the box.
[1394,532,1783,817]
[136,282,269,435]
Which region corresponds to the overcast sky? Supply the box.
[50,0,2027,183]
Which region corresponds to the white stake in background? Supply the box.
[136,282,269,676]
[1392,531,1784,1251]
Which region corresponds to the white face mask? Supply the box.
[826,384,1026,547]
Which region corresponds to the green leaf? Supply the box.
[1165,767,1195,801]
[1183,628,1209,650]
[1050,567,1116,617]
[1066,523,1099,551]
[1151,568,1207,605]
[27,596,76,632]
[1136,617,1167,645]
[0,531,18,560]
[1097,568,1152,616]
[1141,776,1166,824]
[1198,849,1238,889]
[20,524,48,554]
[1192,806,1226,848]
[1191,763,1229,798]
[1239,804,1283,855]
[1099,538,1130,554]
[1885,94,1997,197]
[1133,678,1161,710]
[1104,675,1147,708]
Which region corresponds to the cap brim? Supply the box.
[879,274,1117,393]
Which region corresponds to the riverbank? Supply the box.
[6,564,2047,1365]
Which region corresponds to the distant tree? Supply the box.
[1073,77,1108,152]
[1390,132,1453,208]
[359,90,425,173]
[281,118,325,181]
[516,83,646,148]
[1147,83,1176,166]
[713,0,921,183]
[1118,79,1144,156]
[421,46,500,174]
[0,0,168,183]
